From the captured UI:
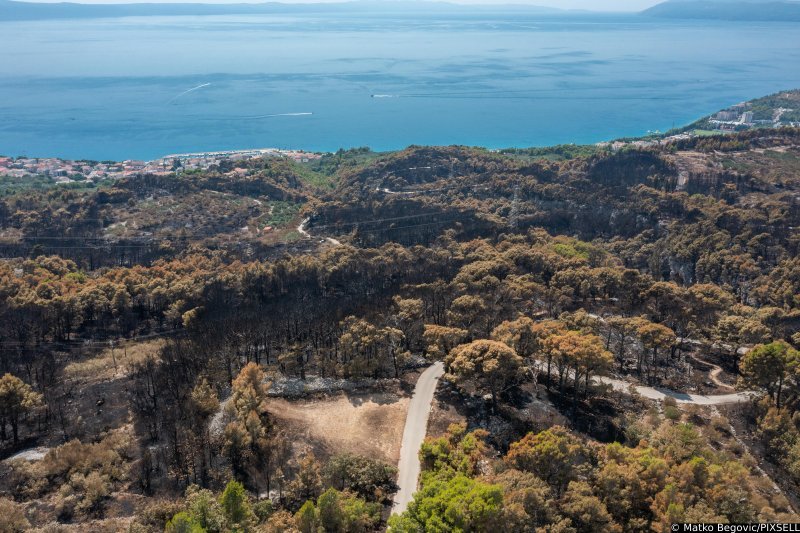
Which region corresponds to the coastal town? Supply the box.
[598,96,799,151]
[0,147,322,184]
[705,102,800,131]
[697,95,799,132]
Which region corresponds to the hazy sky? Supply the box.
[22,0,664,11]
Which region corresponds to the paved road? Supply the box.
[392,362,445,516]
[540,319,756,405]
[387,360,754,516]
[532,360,756,405]
[598,375,755,404]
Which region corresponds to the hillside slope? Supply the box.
[643,0,800,21]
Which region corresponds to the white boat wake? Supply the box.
[169,82,211,103]
[247,112,313,119]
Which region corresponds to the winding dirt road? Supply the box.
[297,217,311,238]
[391,362,444,516]
[297,217,341,246]
[689,352,735,391]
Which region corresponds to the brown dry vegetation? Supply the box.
[267,391,409,464]
[64,339,165,382]
[1,126,800,531]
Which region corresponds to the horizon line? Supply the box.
[3,0,655,14]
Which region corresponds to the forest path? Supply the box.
[391,362,445,516]
[689,352,736,390]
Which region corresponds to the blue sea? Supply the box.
[1,12,799,160]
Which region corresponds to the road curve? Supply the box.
[531,360,756,405]
[387,361,754,516]
[392,362,445,516]
[598,376,755,405]
[297,217,341,246]
[297,217,311,238]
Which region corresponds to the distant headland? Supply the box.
[3,0,800,22]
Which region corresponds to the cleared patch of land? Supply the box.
[267,391,409,464]
[64,338,164,382]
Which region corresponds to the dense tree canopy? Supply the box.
[2,127,800,531]
[446,339,523,407]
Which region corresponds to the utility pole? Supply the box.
[509,183,520,230]
[109,340,118,374]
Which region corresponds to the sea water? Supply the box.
[0,12,799,160]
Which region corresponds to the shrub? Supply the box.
[323,453,398,502]
[185,485,227,533]
[664,405,681,421]
[130,499,185,532]
[220,480,256,530]
[165,511,204,533]
[683,404,706,426]
[41,429,133,485]
[75,471,111,515]
[0,497,30,532]
[253,499,274,523]
[294,500,319,533]
[259,509,299,532]
[710,416,731,435]
[7,458,47,500]
[55,471,111,519]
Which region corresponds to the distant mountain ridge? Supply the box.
[0,0,564,21]
[643,0,800,21]
[4,0,800,22]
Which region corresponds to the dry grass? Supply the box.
[64,339,164,381]
[267,391,409,464]
[34,517,135,532]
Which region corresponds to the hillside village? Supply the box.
[689,90,800,133]
[0,148,322,184]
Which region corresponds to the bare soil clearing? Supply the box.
[267,391,410,464]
